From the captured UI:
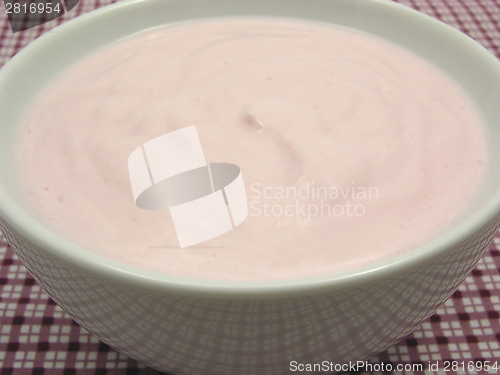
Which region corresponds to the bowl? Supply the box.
[1,0,500,373]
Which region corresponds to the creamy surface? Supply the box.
[15,19,488,280]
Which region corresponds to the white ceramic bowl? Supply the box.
[1,0,500,374]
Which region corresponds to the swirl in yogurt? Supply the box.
[15,19,488,280]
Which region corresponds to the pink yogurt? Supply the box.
[15,19,488,280]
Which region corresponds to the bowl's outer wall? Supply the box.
[1,214,499,374]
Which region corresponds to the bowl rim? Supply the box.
[1,0,500,298]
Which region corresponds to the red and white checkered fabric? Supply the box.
[1,0,500,374]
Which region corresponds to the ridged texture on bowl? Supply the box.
[1,213,499,375]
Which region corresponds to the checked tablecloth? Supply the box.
[1,0,500,374]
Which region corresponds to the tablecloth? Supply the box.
[1,0,500,373]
